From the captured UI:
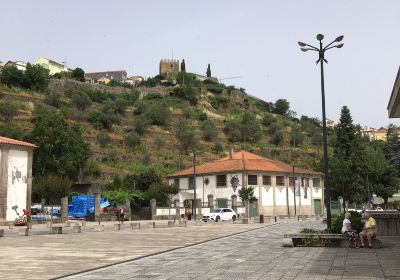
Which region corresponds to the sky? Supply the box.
[1,0,399,128]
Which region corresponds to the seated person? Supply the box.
[359,211,376,249]
[341,212,359,248]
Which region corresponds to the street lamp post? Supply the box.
[298,34,344,231]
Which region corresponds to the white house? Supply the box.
[0,136,36,222]
[167,150,325,217]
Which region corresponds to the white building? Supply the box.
[0,136,36,222]
[167,150,325,217]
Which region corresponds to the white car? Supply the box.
[202,208,237,222]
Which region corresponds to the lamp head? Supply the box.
[316,34,324,41]
[336,43,344,48]
[335,35,344,42]
[298,41,307,47]
[300,47,309,52]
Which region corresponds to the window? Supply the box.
[174,178,179,188]
[188,177,194,189]
[248,175,258,185]
[216,175,227,187]
[313,178,320,188]
[217,199,228,208]
[302,177,309,187]
[263,175,271,186]
[223,209,232,212]
[276,176,285,186]
[289,177,297,187]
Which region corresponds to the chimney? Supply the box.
[229,147,234,159]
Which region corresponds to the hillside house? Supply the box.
[36,57,68,75]
[0,136,36,222]
[3,60,27,71]
[373,127,388,141]
[86,70,128,83]
[167,150,325,217]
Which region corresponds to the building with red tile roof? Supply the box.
[167,150,324,218]
[0,136,36,221]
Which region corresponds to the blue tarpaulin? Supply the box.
[68,195,109,218]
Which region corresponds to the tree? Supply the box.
[32,176,72,205]
[134,115,149,135]
[0,100,19,121]
[71,67,85,82]
[270,131,284,145]
[262,113,275,127]
[384,126,400,177]
[133,168,162,192]
[242,112,262,143]
[162,183,180,217]
[201,120,217,142]
[335,106,355,158]
[180,59,186,72]
[224,118,242,143]
[238,186,256,218]
[29,111,90,178]
[272,99,290,116]
[144,102,171,125]
[0,66,25,87]
[24,63,49,90]
[206,64,211,77]
[176,118,197,153]
[102,175,141,205]
[124,132,140,149]
[290,125,304,147]
[71,92,92,110]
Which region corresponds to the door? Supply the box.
[222,208,233,220]
[250,199,258,218]
[216,198,228,208]
[314,199,321,215]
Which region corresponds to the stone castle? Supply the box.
[159,59,179,78]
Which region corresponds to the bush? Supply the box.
[44,91,63,108]
[88,111,121,131]
[82,160,101,178]
[212,142,223,154]
[224,119,242,143]
[85,89,115,103]
[97,130,110,147]
[0,100,19,121]
[201,120,217,142]
[124,132,141,149]
[331,211,363,234]
[263,113,275,127]
[209,96,229,109]
[145,102,171,126]
[71,68,85,82]
[176,118,197,152]
[270,131,284,145]
[0,123,26,139]
[133,115,149,135]
[171,85,199,105]
[0,66,25,87]
[206,83,225,94]
[120,90,140,106]
[71,92,92,110]
[32,176,72,205]
[195,110,208,121]
[24,63,50,91]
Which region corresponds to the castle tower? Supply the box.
[159,59,180,78]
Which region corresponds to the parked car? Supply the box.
[375,207,384,211]
[202,208,237,222]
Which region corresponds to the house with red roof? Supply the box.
[167,150,325,217]
[0,136,36,222]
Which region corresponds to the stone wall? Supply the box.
[371,212,400,236]
[48,79,131,95]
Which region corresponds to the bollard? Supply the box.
[73,225,81,233]
[0,229,4,237]
[114,224,121,230]
[51,226,63,234]
[64,221,71,227]
[95,225,104,232]
[8,224,13,230]
[274,216,277,222]
[259,214,264,224]
[148,222,155,228]
[168,221,175,227]
[81,220,87,227]
[242,218,249,224]
[28,223,32,229]
[18,228,29,236]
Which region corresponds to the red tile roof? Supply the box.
[167,150,320,177]
[0,136,37,148]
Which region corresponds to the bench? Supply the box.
[283,233,383,248]
[130,222,140,229]
[72,225,81,233]
[51,226,63,234]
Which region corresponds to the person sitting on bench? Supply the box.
[341,212,359,248]
[359,211,376,249]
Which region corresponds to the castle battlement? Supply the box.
[160,59,179,63]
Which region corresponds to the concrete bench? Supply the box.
[283,233,383,248]
[73,225,81,233]
[114,224,121,230]
[167,221,175,227]
[130,222,140,229]
[178,221,187,227]
[18,228,29,236]
[0,229,4,237]
[64,221,71,227]
[51,226,63,234]
[147,222,155,228]
[95,225,104,232]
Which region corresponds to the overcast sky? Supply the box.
[1,0,399,128]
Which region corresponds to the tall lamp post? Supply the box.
[298,34,344,231]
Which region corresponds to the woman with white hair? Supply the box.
[342,212,359,248]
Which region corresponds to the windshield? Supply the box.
[210,209,222,213]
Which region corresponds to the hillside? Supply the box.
[0,75,326,182]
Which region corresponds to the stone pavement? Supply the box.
[59,220,400,280]
[0,219,267,280]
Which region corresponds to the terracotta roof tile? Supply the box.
[167,150,320,177]
[0,136,37,148]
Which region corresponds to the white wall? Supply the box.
[6,149,28,221]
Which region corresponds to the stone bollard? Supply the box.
[274,216,277,222]
[0,229,4,237]
[95,225,104,232]
[28,223,32,229]
[73,225,82,233]
[81,220,87,227]
[114,224,121,230]
[8,224,13,230]
[168,221,175,227]
[242,218,249,224]
[282,238,293,247]
[130,222,140,230]
[148,222,155,228]
[18,228,29,236]
[46,222,52,228]
[51,226,63,234]
[178,221,187,227]
[64,221,71,227]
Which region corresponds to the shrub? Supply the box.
[82,160,101,178]
[134,100,147,115]
[212,142,223,154]
[133,115,149,135]
[209,96,229,109]
[224,119,242,143]
[32,176,72,205]
[270,131,284,145]
[44,91,63,108]
[71,92,92,110]
[176,118,197,152]
[124,132,141,149]
[171,85,199,105]
[201,120,217,142]
[97,130,110,147]
[145,102,171,126]
[24,63,49,91]
[0,123,25,139]
[71,68,85,82]
[0,100,19,121]
[154,136,165,149]
[120,90,139,106]
[196,110,208,121]
[206,83,225,94]
[0,66,25,87]
[263,113,275,127]
[331,211,363,234]
[85,89,115,103]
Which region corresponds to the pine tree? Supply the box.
[180,59,186,72]
[206,64,211,77]
[335,106,355,158]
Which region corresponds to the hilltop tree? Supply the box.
[180,59,186,72]
[0,66,25,87]
[206,64,211,77]
[272,99,290,116]
[71,67,85,82]
[24,63,49,90]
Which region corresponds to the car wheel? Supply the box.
[215,216,220,222]
[232,215,236,221]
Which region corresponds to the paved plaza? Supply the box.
[59,220,400,280]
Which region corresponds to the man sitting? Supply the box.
[359,211,376,249]
[341,212,359,248]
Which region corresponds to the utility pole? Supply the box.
[293,165,297,216]
[193,153,197,220]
